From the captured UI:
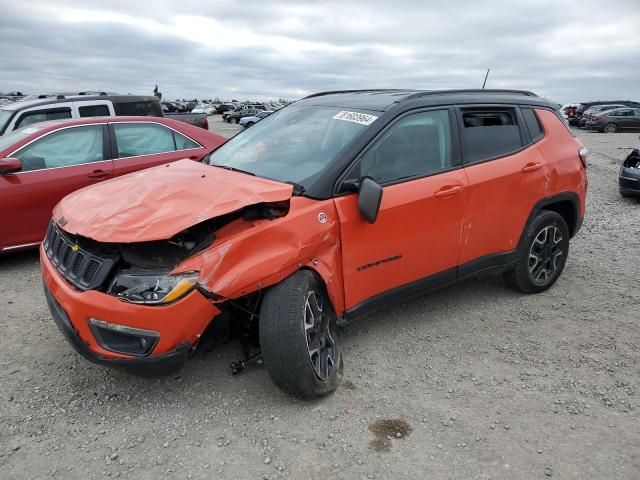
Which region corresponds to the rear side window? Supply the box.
[113,101,162,117]
[113,123,175,157]
[460,108,523,163]
[522,108,544,142]
[174,132,200,150]
[15,108,72,129]
[79,104,110,117]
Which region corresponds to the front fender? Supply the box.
[178,197,346,316]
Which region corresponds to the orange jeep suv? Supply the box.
[41,89,588,399]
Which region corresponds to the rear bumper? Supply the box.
[619,168,640,195]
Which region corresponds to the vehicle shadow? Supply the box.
[0,249,40,269]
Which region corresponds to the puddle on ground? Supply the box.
[368,419,412,452]
[342,380,357,390]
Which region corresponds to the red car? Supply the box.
[0,117,225,253]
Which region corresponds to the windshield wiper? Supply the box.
[210,164,255,176]
[286,181,305,196]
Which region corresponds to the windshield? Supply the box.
[205,105,376,188]
[0,109,14,135]
[0,126,35,151]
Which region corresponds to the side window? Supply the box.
[113,101,163,117]
[460,107,523,163]
[78,104,110,117]
[113,123,176,157]
[15,108,72,129]
[13,125,104,172]
[522,108,544,142]
[174,131,200,150]
[357,110,452,185]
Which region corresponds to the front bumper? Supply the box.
[41,245,220,377]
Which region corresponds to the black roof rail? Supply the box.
[302,89,412,100]
[302,88,539,102]
[405,89,538,101]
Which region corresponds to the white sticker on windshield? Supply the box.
[333,111,378,126]
[21,127,40,134]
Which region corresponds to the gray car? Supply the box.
[585,107,640,133]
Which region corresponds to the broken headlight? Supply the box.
[108,271,199,305]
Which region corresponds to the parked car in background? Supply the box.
[619,146,640,199]
[0,117,225,253]
[570,100,640,126]
[40,89,586,399]
[239,110,273,127]
[161,101,182,113]
[579,104,626,128]
[215,103,237,114]
[225,108,262,124]
[191,104,216,115]
[585,107,640,133]
[0,93,163,136]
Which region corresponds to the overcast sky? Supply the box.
[0,0,638,103]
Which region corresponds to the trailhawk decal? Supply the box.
[333,111,378,126]
[356,255,402,272]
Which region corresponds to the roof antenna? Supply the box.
[482,68,490,89]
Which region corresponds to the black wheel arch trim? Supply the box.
[519,192,582,245]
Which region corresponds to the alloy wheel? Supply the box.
[528,225,564,285]
[303,291,336,380]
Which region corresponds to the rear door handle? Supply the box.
[434,185,464,198]
[522,162,543,173]
[88,170,110,179]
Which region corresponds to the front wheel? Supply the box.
[231,117,239,124]
[603,123,618,133]
[504,210,570,294]
[260,270,343,399]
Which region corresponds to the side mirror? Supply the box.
[0,158,22,175]
[358,177,383,224]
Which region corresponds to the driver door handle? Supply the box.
[522,162,543,173]
[87,169,110,179]
[434,185,464,198]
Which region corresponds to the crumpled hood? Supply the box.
[53,159,293,243]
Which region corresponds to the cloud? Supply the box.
[0,0,638,103]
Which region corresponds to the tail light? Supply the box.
[578,147,588,168]
[201,118,209,130]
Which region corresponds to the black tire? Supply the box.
[603,123,618,133]
[246,122,255,127]
[260,270,343,399]
[231,117,239,124]
[504,210,570,294]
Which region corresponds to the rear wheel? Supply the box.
[603,123,618,133]
[231,117,239,124]
[260,270,343,399]
[504,210,570,294]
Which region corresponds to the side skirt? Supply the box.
[340,251,517,325]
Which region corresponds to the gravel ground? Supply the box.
[1,124,639,480]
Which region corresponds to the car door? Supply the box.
[457,106,548,267]
[110,121,205,177]
[334,108,468,312]
[0,124,112,250]
[632,109,640,129]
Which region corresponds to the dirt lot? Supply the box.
[1,122,639,480]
